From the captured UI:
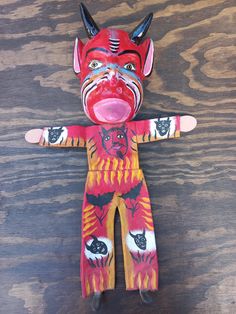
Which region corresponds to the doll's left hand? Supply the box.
[180,115,197,132]
[25,128,43,143]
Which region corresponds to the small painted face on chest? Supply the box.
[100,125,128,159]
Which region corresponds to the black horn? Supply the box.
[129,231,135,238]
[85,243,91,250]
[129,13,153,45]
[91,234,98,241]
[80,3,100,38]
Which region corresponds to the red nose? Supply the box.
[108,69,119,87]
[96,71,124,95]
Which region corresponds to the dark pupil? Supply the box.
[117,134,123,138]
[89,61,98,69]
[105,136,110,141]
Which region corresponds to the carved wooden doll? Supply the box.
[25,3,197,310]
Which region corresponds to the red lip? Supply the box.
[93,98,131,123]
[112,145,121,150]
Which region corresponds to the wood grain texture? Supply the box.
[0,0,236,313]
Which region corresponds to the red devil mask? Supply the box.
[74,3,154,124]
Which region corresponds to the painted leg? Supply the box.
[118,171,158,298]
[80,172,117,302]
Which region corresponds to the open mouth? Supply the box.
[93,98,131,123]
[112,145,122,150]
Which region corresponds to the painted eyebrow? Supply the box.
[86,47,110,57]
[117,50,142,65]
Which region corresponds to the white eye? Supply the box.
[124,63,136,71]
[88,60,103,70]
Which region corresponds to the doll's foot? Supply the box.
[139,290,153,304]
[91,292,102,311]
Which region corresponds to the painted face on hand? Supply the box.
[74,4,154,124]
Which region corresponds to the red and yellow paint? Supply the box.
[39,116,180,297]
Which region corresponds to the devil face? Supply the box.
[79,31,144,124]
[155,117,171,136]
[100,125,128,159]
[85,235,108,255]
[74,4,154,124]
[48,127,64,143]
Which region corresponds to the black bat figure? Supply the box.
[86,191,115,226]
[121,181,143,200]
[129,229,147,250]
[86,192,114,210]
[85,235,108,255]
[120,181,143,216]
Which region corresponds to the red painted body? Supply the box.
[27,3,195,301]
[39,117,181,297]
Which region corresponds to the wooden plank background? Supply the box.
[0,0,236,313]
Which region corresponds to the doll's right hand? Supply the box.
[25,129,43,143]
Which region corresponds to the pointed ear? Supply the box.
[141,38,154,77]
[73,37,84,75]
[121,124,127,133]
[101,127,108,136]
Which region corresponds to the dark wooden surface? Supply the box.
[1,0,236,313]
